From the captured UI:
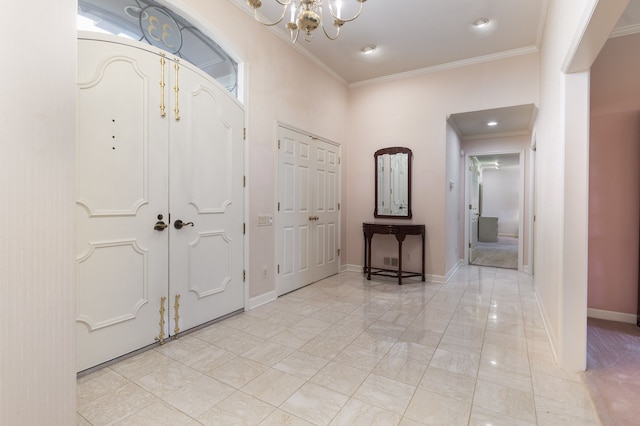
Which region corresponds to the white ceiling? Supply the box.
[231,0,640,136]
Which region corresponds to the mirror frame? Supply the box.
[374,147,413,219]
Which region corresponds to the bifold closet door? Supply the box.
[277,127,340,296]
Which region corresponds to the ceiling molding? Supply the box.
[610,23,640,37]
[462,130,531,142]
[349,46,539,89]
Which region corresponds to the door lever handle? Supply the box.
[154,221,168,231]
[174,219,194,230]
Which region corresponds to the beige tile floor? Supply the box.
[77,266,602,425]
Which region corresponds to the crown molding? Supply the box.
[349,46,539,89]
[610,23,640,38]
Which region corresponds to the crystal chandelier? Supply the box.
[247,0,367,43]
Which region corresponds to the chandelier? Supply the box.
[247,0,367,43]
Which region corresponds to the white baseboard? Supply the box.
[247,290,277,311]
[342,264,361,273]
[587,308,637,324]
[534,287,559,364]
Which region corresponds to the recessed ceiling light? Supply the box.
[361,44,377,54]
[487,121,498,126]
[473,17,490,28]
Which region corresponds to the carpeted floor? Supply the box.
[470,236,518,269]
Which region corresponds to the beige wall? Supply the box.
[346,53,539,279]
[1,0,77,424]
[589,32,640,318]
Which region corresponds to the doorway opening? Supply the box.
[468,154,520,269]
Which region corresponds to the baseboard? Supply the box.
[534,287,559,364]
[247,290,277,311]
[342,264,361,273]
[435,260,463,284]
[587,308,637,324]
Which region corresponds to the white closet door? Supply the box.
[277,127,340,295]
[310,140,340,282]
[168,60,244,331]
[76,39,169,371]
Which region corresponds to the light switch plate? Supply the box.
[257,215,273,226]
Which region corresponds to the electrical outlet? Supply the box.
[263,267,268,278]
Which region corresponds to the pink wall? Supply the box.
[589,32,640,315]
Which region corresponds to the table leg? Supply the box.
[421,232,426,281]
[367,235,372,281]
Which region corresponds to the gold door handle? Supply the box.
[174,219,194,230]
[308,216,319,221]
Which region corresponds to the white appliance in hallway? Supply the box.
[76,34,245,371]
[277,126,340,295]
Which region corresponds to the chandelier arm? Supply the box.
[326,0,364,23]
[251,4,289,27]
[321,21,340,40]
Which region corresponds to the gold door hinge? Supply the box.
[337,248,341,256]
[278,202,280,212]
[278,139,281,149]
[469,242,472,248]
[173,294,181,336]
[243,270,246,281]
[243,175,246,187]
[338,157,341,165]
[277,264,280,274]
[244,128,246,140]
[338,203,341,211]
[173,61,181,121]
[155,296,166,345]
[243,223,246,234]
[159,55,166,117]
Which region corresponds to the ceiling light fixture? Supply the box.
[487,121,498,126]
[247,0,367,43]
[361,44,377,54]
[473,17,490,28]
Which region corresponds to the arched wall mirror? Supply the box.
[374,147,412,218]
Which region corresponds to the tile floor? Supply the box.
[77,266,602,425]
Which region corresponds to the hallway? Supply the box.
[77,266,601,425]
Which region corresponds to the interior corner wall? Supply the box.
[179,0,349,299]
[536,0,602,371]
[345,53,539,278]
[588,32,640,318]
[1,0,77,423]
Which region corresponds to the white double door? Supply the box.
[277,127,340,295]
[76,35,244,371]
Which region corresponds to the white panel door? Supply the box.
[76,35,245,371]
[76,39,169,371]
[277,127,340,295]
[311,140,340,282]
[168,60,245,331]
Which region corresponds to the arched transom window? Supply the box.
[78,0,238,98]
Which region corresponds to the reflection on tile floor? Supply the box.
[77,266,603,425]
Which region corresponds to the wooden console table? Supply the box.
[362,223,426,285]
